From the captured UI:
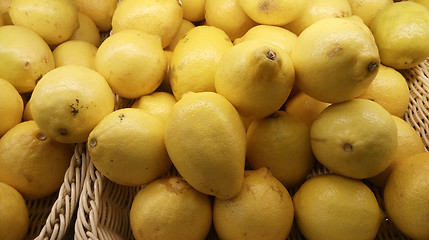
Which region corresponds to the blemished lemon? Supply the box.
[73,0,118,32]
[88,108,171,186]
[284,91,330,127]
[165,19,195,51]
[169,26,233,100]
[131,91,177,124]
[368,116,426,187]
[0,182,29,240]
[238,0,305,26]
[370,1,429,69]
[53,40,97,70]
[0,121,74,200]
[95,29,167,99]
[68,12,101,47]
[347,0,393,26]
[164,92,246,200]
[246,111,314,188]
[357,64,410,117]
[30,65,115,143]
[213,167,294,240]
[0,78,24,137]
[293,174,383,240]
[310,99,398,179]
[284,0,352,36]
[180,0,205,22]
[384,152,429,240]
[111,0,183,48]
[205,0,257,41]
[291,16,380,103]
[0,25,55,93]
[215,40,295,120]
[9,0,78,45]
[233,24,298,56]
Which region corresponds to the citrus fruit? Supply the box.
[68,12,101,47]
[180,0,205,22]
[347,0,393,26]
[0,78,24,137]
[284,91,330,127]
[0,182,29,240]
[131,91,177,124]
[53,40,98,70]
[73,0,118,31]
[165,19,195,51]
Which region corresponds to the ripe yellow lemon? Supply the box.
[384,152,429,239]
[370,1,429,69]
[291,17,380,103]
[9,0,78,45]
[409,0,429,10]
[180,0,205,22]
[131,91,177,124]
[0,182,29,240]
[215,40,295,119]
[30,65,115,143]
[95,29,167,99]
[156,50,174,94]
[169,26,233,100]
[293,174,383,240]
[213,167,294,240]
[164,92,246,200]
[0,121,74,200]
[68,12,101,47]
[0,25,55,93]
[53,40,97,70]
[73,0,118,32]
[111,0,183,48]
[23,100,32,121]
[165,19,195,51]
[310,99,398,179]
[0,78,23,137]
[347,0,392,26]
[284,91,330,127]
[0,13,4,26]
[246,111,314,188]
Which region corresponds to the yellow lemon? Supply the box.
[246,111,314,188]
[156,50,174,94]
[73,0,118,32]
[384,152,429,240]
[53,40,97,70]
[409,0,429,10]
[284,91,330,127]
[9,0,78,45]
[23,100,32,121]
[213,167,294,240]
[347,0,393,26]
[0,182,29,240]
[238,0,306,26]
[370,1,429,69]
[131,91,177,124]
[30,65,115,143]
[88,108,171,186]
[164,92,246,200]
[0,13,4,26]
[233,24,298,56]
[169,26,233,100]
[130,176,212,240]
[165,19,195,51]
[0,121,74,200]
[205,0,257,41]
[215,40,295,119]
[0,78,23,137]
[310,99,398,179]
[357,64,410,117]
[68,12,101,47]
[293,174,383,240]
[180,0,206,22]
[368,116,426,187]
[291,17,380,103]
[0,0,12,25]
[0,25,55,93]
[95,29,167,99]
[111,0,183,48]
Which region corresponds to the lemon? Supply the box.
[384,152,429,239]
[311,99,398,179]
[213,167,294,240]
[156,50,174,94]
[291,17,380,103]
[165,19,195,51]
[238,0,305,26]
[285,91,330,127]
[0,182,29,240]
[164,92,246,200]
[294,174,383,240]
[88,108,171,186]
[23,100,32,121]
[68,12,101,47]
[180,0,206,22]
[95,29,167,99]
[284,0,352,36]
[169,26,232,100]
[73,0,118,32]
[0,13,4,26]
[357,64,410,117]
[130,176,212,240]
[30,65,115,143]
[233,24,298,56]
[112,0,183,48]
[215,40,295,119]
[347,0,392,26]
[53,40,97,70]
[0,121,74,200]
[368,116,426,187]
[246,111,314,188]
[370,1,429,69]
[0,25,55,93]
[0,78,23,137]
[9,0,78,45]
[205,0,257,41]
[131,92,177,125]
[409,0,429,10]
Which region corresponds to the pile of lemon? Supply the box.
[1,0,429,239]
